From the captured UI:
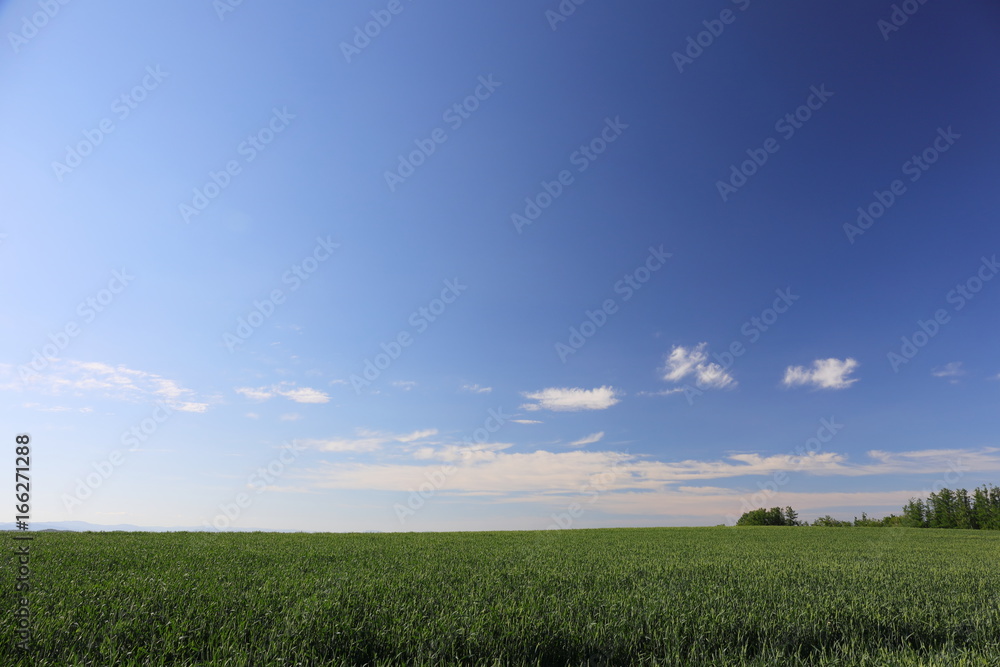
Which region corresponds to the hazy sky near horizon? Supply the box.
[2,1,999,531]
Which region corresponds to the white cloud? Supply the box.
[276,387,330,403]
[301,428,437,454]
[662,344,735,389]
[638,388,686,397]
[461,384,492,394]
[931,362,964,383]
[235,387,273,401]
[235,383,330,404]
[300,435,385,454]
[692,363,735,389]
[171,402,209,414]
[568,431,605,447]
[391,380,417,391]
[662,344,706,381]
[521,386,620,412]
[300,446,1000,501]
[396,429,438,443]
[1,359,209,412]
[279,413,302,421]
[412,441,514,464]
[23,403,83,413]
[932,362,964,377]
[245,412,260,419]
[511,419,542,424]
[152,378,188,400]
[862,447,1000,473]
[783,358,858,390]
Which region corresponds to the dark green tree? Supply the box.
[736,507,801,526]
[853,512,885,527]
[895,485,1000,531]
[736,508,767,526]
[929,488,957,528]
[902,498,927,528]
[972,486,992,529]
[812,515,851,527]
[986,485,1000,530]
[955,488,973,529]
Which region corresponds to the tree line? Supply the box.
[735,484,1000,529]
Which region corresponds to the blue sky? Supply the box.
[2,0,999,531]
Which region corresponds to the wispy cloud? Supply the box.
[568,431,605,447]
[396,429,438,442]
[662,344,735,389]
[1,359,209,412]
[300,435,385,454]
[23,402,94,413]
[301,446,1000,499]
[511,419,542,424]
[391,380,417,391]
[638,388,686,397]
[783,358,858,390]
[931,362,964,383]
[235,383,330,404]
[461,383,492,394]
[411,441,514,464]
[235,387,273,401]
[521,386,620,412]
[300,428,437,454]
[278,387,330,403]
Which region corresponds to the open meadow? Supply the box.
[3,527,1000,666]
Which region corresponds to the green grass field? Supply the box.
[3,527,999,666]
